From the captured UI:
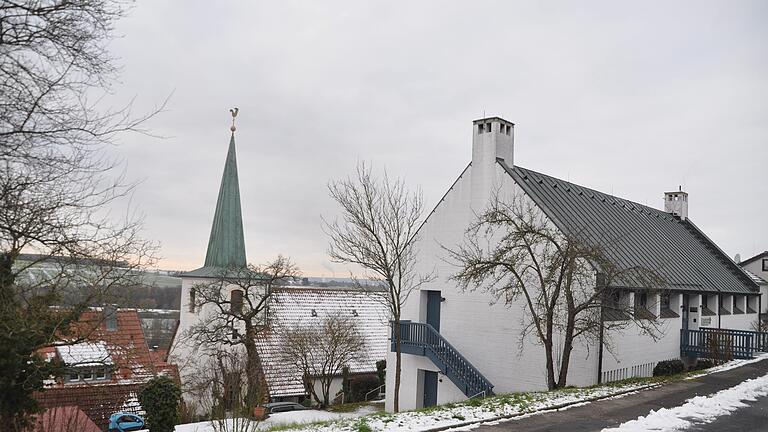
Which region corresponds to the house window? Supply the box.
[763,259,768,272]
[230,289,243,314]
[478,124,484,134]
[189,287,196,313]
[95,368,106,379]
[81,369,93,381]
[638,293,648,308]
[660,292,671,310]
[68,371,80,382]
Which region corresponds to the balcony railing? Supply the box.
[681,328,768,360]
[391,321,494,398]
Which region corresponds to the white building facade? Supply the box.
[386,117,761,412]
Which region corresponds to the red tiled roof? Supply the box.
[32,405,103,432]
[34,309,179,428]
[34,383,143,430]
[46,309,178,385]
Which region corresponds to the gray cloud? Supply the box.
[105,0,767,274]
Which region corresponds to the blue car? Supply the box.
[108,412,145,432]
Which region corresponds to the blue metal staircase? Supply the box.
[392,321,494,398]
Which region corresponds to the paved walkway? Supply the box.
[473,358,768,432]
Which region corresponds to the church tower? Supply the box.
[172,110,249,396]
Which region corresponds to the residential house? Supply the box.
[385,117,761,411]
[739,251,768,320]
[35,308,177,429]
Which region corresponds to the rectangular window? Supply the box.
[661,292,671,310]
[231,290,243,314]
[95,368,106,379]
[82,369,93,380]
[189,287,196,313]
[763,259,768,272]
[68,371,80,382]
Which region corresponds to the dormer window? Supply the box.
[65,366,111,384]
[352,309,359,317]
[311,309,317,317]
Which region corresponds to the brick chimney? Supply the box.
[470,117,514,211]
[664,187,688,220]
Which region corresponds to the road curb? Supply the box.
[422,384,659,432]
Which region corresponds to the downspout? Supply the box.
[598,309,604,384]
[718,293,722,329]
[596,273,605,384]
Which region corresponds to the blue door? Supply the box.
[423,370,438,407]
[426,291,441,332]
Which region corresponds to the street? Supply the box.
[470,358,768,431]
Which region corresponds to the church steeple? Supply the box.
[203,109,247,269]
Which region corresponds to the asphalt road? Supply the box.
[470,358,768,432]
[688,393,768,432]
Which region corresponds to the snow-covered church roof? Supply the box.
[255,287,388,398]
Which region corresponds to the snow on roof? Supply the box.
[255,288,388,398]
[743,269,768,285]
[56,342,113,367]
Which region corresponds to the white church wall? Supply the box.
[171,276,251,410]
[384,352,465,412]
[389,162,606,412]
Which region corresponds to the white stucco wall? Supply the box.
[386,162,604,412]
[171,276,246,409]
[741,259,767,314]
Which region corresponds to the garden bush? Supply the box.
[139,376,181,432]
[375,360,386,386]
[652,359,685,377]
[692,358,715,371]
[350,374,381,402]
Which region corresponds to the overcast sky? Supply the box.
[107,1,767,276]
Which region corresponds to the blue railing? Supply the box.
[391,321,494,398]
[681,328,768,360]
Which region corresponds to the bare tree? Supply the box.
[448,193,665,390]
[1,2,164,428]
[278,313,366,407]
[184,351,260,432]
[184,256,299,410]
[325,162,434,412]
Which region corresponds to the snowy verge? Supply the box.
[175,407,378,432]
[685,352,768,379]
[602,372,768,431]
[174,355,768,432]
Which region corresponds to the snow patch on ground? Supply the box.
[686,353,768,379]
[174,407,377,432]
[602,372,768,432]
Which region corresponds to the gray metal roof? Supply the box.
[502,161,758,294]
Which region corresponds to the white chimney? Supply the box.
[470,117,514,211]
[664,188,688,220]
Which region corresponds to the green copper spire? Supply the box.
[203,128,247,269]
